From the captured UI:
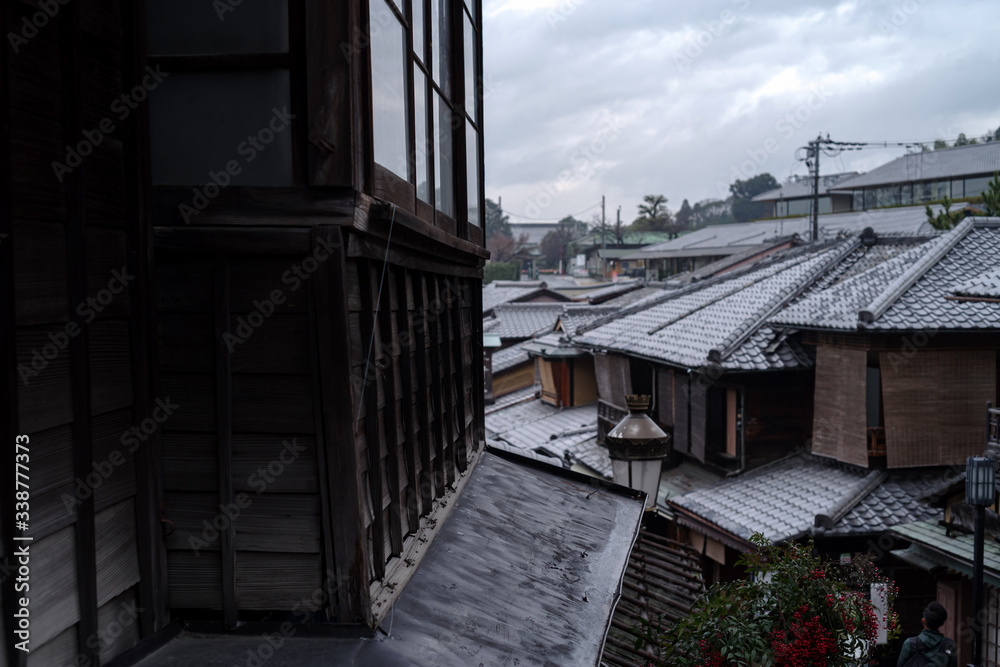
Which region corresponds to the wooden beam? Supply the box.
[428,276,455,487]
[446,278,469,470]
[311,227,370,623]
[373,263,404,555]
[214,255,237,628]
[393,268,421,527]
[63,5,100,662]
[355,258,386,579]
[409,272,435,511]
[147,53,291,72]
[152,186,357,227]
[154,227,313,255]
[346,233,482,279]
[361,196,490,260]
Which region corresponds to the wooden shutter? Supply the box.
[690,376,707,463]
[594,353,631,409]
[812,346,868,467]
[882,349,996,468]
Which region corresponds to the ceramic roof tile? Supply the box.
[950,266,1000,298]
[485,385,539,414]
[670,456,871,543]
[483,302,565,339]
[491,341,533,372]
[825,469,959,536]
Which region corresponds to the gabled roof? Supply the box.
[483,302,565,338]
[752,172,860,202]
[773,218,1000,331]
[558,304,620,335]
[831,142,1000,190]
[482,280,569,314]
[668,455,952,549]
[572,278,643,304]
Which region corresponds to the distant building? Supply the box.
[751,172,859,218]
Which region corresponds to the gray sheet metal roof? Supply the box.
[950,266,1000,299]
[752,172,860,202]
[623,205,947,262]
[575,245,844,371]
[382,448,644,667]
[832,142,1000,190]
[134,449,645,667]
[890,520,1000,589]
[483,302,565,338]
[773,219,1000,331]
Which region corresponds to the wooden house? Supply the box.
[2,0,488,663]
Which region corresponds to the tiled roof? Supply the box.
[601,286,665,309]
[491,341,533,372]
[773,219,1000,331]
[572,278,643,304]
[825,468,959,537]
[950,266,1000,299]
[558,304,619,335]
[575,244,846,370]
[623,204,950,262]
[603,529,705,667]
[656,461,724,508]
[670,456,872,544]
[483,302,564,339]
[482,280,568,314]
[485,384,539,414]
[752,172,860,202]
[831,142,1000,190]
[557,436,612,479]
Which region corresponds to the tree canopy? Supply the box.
[539,216,585,269]
[730,173,779,222]
[484,198,511,239]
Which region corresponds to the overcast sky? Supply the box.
[481,0,1000,225]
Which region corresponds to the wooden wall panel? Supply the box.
[16,327,74,432]
[231,435,318,494]
[690,378,707,463]
[157,314,214,373]
[155,258,214,313]
[883,349,997,468]
[12,220,68,325]
[228,314,311,374]
[30,526,80,647]
[656,368,674,428]
[594,353,631,409]
[85,226,130,319]
[95,588,140,664]
[231,374,314,433]
[24,625,75,667]
[161,433,218,492]
[235,553,322,610]
[89,320,133,415]
[8,108,67,221]
[167,551,223,609]
[91,408,137,512]
[95,499,140,606]
[675,374,690,454]
[812,346,868,467]
[158,374,216,431]
[235,496,322,554]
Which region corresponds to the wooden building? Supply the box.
[2,0,487,664]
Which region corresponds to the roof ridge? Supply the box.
[709,238,861,363]
[858,218,975,325]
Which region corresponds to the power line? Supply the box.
[504,200,603,222]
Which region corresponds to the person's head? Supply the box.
[922,601,947,631]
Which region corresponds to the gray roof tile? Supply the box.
[491,341,533,372]
[484,302,565,339]
[950,267,1000,298]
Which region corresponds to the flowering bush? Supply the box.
[636,534,898,666]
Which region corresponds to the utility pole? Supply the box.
[601,195,606,279]
[616,206,621,245]
[808,134,821,243]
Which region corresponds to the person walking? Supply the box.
[897,601,957,667]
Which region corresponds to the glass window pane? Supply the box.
[434,93,453,217]
[414,66,431,203]
[818,196,831,215]
[915,182,932,203]
[463,12,476,116]
[932,180,948,200]
[146,0,288,55]
[853,190,863,210]
[951,180,964,199]
[966,176,991,197]
[149,70,294,186]
[389,0,403,13]
[369,0,410,179]
[864,189,877,209]
[900,184,912,205]
[431,0,451,96]
[412,0,425,63]
[466,122,479,225]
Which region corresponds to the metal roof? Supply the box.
[622,204,950,261]
[134,449,646,667]
[891,520,1000,589]
[483,302,565,339]
[752,172,860,202]
[773,219,1000,331]
[831,142,1000,190]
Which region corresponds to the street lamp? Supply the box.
[605,395,671,509]
[966,455,995,667]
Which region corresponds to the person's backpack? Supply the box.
[902,634,957,667]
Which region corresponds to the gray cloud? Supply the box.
[483,0,1000,223]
